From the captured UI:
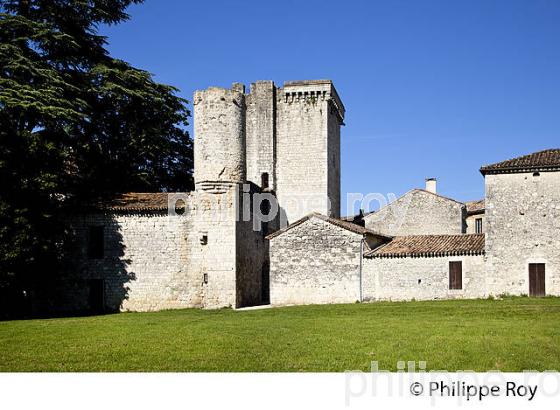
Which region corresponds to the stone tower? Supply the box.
[194,83,246,190]
[190,79,345,308]
[275,80,345,223]
[189,83,264,309]
[245,79,345,223]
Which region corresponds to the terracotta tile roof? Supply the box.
[266,212,391,240]
[92,193,190,212]
[465,199,485,215]
[480,149,560,175]
[365,234,485,258]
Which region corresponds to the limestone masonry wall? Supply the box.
[363,255,487,301]
[67,211,197,312]
[364,190,465,236]
[327,99,342,219]
[246,81,276,189]
[194,85,246,185]
[185,188,238,308]
[275,81,343,223]
[485,172,560,296]
[235,184,269,307]
[269,217,362,306]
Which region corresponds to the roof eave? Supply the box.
[480,165,560,176]
[367,249,486,259]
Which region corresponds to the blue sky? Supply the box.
[102,0,560,213]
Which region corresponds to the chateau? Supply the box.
[61,79,560,313]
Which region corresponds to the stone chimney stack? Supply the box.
[425,178,437,194]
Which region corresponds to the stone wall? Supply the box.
[185,187,238,309]
[246,81,276,189]
[364,189,465,236]
[269,216,362,306]
[193,85,246,185]
[363,254,487,301]
[66,210,199,312]
[327,99,342,218]
[235,184,269,307]
[485,171,560,296]
[194,80,344,226]
[64,184,270,312]
[275,81,343,224]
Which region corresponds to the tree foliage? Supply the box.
[0,0,193,314]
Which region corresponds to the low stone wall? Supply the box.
[269,217,362,305]
[363,254,487,301]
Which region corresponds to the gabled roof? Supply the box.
[465,199,485,215]
[365,233,485,258]
[480,149,560,175]
[91,193,190,212]
[363,188,464,221]
[411,188,465,205]
[266,212,391,240]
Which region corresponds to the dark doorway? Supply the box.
[88,279,105,313]
[529,263,546,297]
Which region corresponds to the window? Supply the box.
[261,173,269,189]
[475,218,483,234]
[199,232,208,245]
[174,198,186,215]
[449,261,462,290]
[87,226,104,259]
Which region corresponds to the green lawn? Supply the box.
[1,297,559,372]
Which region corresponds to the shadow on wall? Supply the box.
[31,213,135,318]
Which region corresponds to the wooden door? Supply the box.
[529,263,545,297]
[449,261,462,290]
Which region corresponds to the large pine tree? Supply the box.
[0,0,193,316]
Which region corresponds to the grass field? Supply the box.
[1,297,559,372]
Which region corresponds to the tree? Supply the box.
[0,0,193,316]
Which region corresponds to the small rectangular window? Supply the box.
[87,226,105,259]
[261,173,269,189]
[475,218,483,234]
[449,261,462,290]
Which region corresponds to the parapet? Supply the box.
[282,79,345,122]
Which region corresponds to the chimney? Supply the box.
[425,178,437,194]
